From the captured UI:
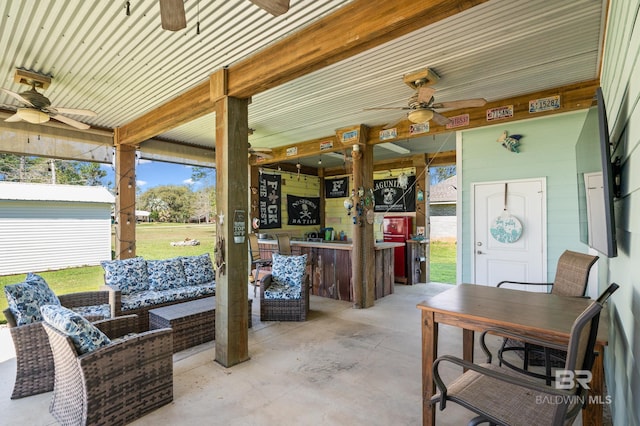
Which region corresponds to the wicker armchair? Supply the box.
[260,273,310,321]
[3,291,110,399]
[43,314,173,426]
[431,283,618,426]
[496,249,598,383]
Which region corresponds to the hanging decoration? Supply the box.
[325,176,349,198]
[490,183,523,243]
[287,195,320,225]
[259,173,281,229]
[373,175,416,212]
[497,130,523,153]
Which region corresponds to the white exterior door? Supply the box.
[472,178,546,289]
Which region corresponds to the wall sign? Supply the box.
[373,176,416,212]
[445,114,470,129]
[529,95,560,113]
[259,173,281,229]
[233,210,246,243]
[324,177,349,198]
[319,140,334,151]
[486,105,514,121]
[287,195,321,225]
[286,147,298,156]
[379,128,397,140]
[409,122,429,135]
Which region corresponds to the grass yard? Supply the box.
[1,224,456,323]
[429,241,457,284]
[1,223,216,323]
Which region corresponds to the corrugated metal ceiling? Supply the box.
[0,0,607,168]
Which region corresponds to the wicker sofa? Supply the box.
[3,273,111,399]
[100,254,216,332]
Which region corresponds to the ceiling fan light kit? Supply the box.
[408,109,434,124]
[16,107,50,124]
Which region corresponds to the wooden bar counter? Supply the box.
[257,239,402,302]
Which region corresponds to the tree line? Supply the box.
[0,154,216,223]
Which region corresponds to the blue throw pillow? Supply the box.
[3,273,61,326]
[147,258,187,290]
[271,253,307,288]
[101,257,149,295]
[180,254,215,286]
[41,305,111,355]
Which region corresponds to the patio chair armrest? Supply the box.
[2,308,17,328]
[481,327,568,352]
[59,291,110,308]
[432,354,574,411]
[261,274,274,290]
[93,314,139,339]
[497,280,553,288]
[100,285,122,317]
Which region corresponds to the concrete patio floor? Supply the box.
[0,282,602,425]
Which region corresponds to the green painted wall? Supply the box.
[458,112,590,283]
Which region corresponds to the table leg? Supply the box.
[582,343,605,426]
[422,310,438,426]
[463,329,475,367]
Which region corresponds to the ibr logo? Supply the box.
[555,370,592,390]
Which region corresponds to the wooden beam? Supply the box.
[366,79,600,143]
[116,82,212,146]
[251,80,598,167]
[227,0,490,98]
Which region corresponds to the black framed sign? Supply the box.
[259,173,281,229]
[287,195,321,226]
[324,177,349,198]
[373,175,416,212]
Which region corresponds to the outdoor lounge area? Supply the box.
[0,283,612,425]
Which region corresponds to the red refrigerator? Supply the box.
[383,216,412,283]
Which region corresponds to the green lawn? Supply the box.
[1,224,456,323]
[429,241,457,284]
[1,223,216,323]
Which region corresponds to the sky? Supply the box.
[101,160,211,192]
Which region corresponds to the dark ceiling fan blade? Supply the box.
[1,88,34,107]
[50,113,91,130]
[432,98,487,109]
[383,116,405,129]
[417,87,436,104]
[431,111,451,126]
[51,107,97,117]
[159,0,187,31]
[249,0,290,16]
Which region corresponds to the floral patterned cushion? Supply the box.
[180,254,215,286]
[41,305,111,355]
[4,273,61,326]
[264,277,302,300]
[147,258,187,291]
[271,253,307,288]
[70,304,111,320]
[101,257,149,295]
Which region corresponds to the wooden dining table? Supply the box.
[417,284,609,426]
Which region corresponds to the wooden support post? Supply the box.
[413,156,429,283]
[345,125,374,308]
[214,96,250,367]
[113,135,136,259]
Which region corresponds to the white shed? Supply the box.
[0,182,115,276]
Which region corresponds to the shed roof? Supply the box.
[0,182,114,203]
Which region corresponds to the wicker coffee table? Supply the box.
[148,297,253,353]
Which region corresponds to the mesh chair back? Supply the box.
[564,283,618,391]
[551,250,598,297]
[277,234,292,255]
[248,234,262,262]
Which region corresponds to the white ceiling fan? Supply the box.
[159,0,290,31]
[1,70,97,130]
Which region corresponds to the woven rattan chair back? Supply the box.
[551,250,599,297]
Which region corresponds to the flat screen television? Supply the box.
[575,87,618,258]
